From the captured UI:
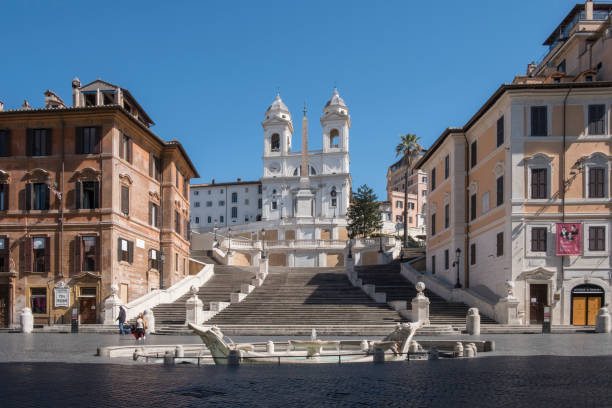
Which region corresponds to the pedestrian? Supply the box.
[135,313,145,341]
[116,305,126,335]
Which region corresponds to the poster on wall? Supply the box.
[556,223,582,256]
[54,282,70,308]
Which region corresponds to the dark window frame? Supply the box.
[496,116,504,147]
[431,213,436,236]
[431,168,437,190]
[588,104,606,136]
[470,243,476,265]
[444,204,450,229]
[470,141,477,168]
[444,249,449,270]
[444,155,450,179]
[496,232,504,256]
[531,106,548,137]
[0,129,11,157]
[496,176,504,206]
[531,227,547,252]
[470,193,477,221]
[588,226,605,251]
[588,167,605,198]
[531,168,548,199]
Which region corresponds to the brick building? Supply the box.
[0,78,198,327]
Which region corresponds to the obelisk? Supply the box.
[295,103,314,218]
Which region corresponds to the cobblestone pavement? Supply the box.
[1,357,612,407]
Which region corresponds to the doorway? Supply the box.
[79,287,97,324]
[529,284,548,324]
[571,284,604,326]
[0,285,9,328]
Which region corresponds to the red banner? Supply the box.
[556,223,582,256]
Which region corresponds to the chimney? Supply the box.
[72,77,81,107]
[0,100,3,111]
[237,178,242,182]
[527,61,537,77]
[585,0,593,21]
[211,178,215,185]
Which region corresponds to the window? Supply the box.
[496,176,504,206]
[557,59,566,73]
[118,238,134,263]
[174,211,181,234]
[218,200,225,206]
[258,199,262,209]
[81,236,98,272]
[431,255,436,275]
[30,287,47,314]
[121,185,129,215]
[207,216,212,223]
[28,183,49,211]
[150,202,160,228]
[245,199,249,205]
[470,141,477,168]
[195,216,200,224]
[396,201,403,209]
[431,168,436,190]
[588,168,605,198]
[183,177,188,197]
[194,191,199,196]
[431,213,436,236]
[531,227,547,252]
[409,202,415,210]
[496,232,503,256]
[470,243,476,265]
[220,189,224,194]
[149,249,160,270]
[183,258,186,275]
[271,133,280,152]
[231,207,238,218]
[194,202,200,208]
[408,216,413,224]
[75,181,100,209]
[396,215,402,223]
[531,106,548,136]
[588,105,606,135]
[422,176,427,183]
[0,129,10,157]
[175,169,180,188]
[444,204,449,229]
[470,193,477,221]
[0,184,8,211]
[175,253,179,271]
[206,201,213,207]
[149,154,162,181]
[33,237,48,273]
[232,192,238,203]
[220,215,224,223]
[77,127,100,154]
[27,128,51,156]
[184,219,190,241]
[208,190,211,195]
[531,168,548,199]
[245,188,249,193]
[422,190,427,196]
[496,116,504,147]
[444,155,450,179]
[119,134,132,163]
[272,201,277,210]
[330,129,340,148]
[0,236,8,272]
[444,249,449,270]
[482,191,490,214]
[588,226,605,251]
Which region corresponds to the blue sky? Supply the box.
[1,1,575,198]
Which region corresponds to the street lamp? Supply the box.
[213,219,218,242]
[347,225,353,259]
[378,224,384,253]
[453,248,462,288]
[261,228,266,259]
[228,227,232,253]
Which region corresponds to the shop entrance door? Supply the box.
[79,298,97,324]
[572,285,604,326]
[0,285,9,328]
[529,284,548,324]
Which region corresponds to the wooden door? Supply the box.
[79,298,97,324]
[587,296,601,326]
[0,285,9,328]
[572,296,587,326]
[529,284,548,324]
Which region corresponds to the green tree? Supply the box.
[395,133,423,248]
[347,185,382,238]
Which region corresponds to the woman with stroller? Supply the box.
[134,312,147,341]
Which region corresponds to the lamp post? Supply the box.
[378,224,384,253]
[347,226,353,259]
[159,252,166,289]
[228,227,232,253]
[213,219,218,242]
[453,248,462,288]
[261,228,266,259]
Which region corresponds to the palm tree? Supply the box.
[395,133,423,248]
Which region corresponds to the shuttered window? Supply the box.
[496,116,504,147]
[121,185,129,215]
[496,176,504,206]
[150,202,160,228]
[76,181,99,209]
[0,184,8,211]
[76,127,101,154]
[0,236,9,273]
[531,168,547,199]
[531,106,548,136]
[444,155,450,179]
[26,128,51,156]
[470,243,476,265]
[117,238,133,263]
[470,141,477,168]
[444,249,449,269]
[174,211,181,234]
[119,134,132,163]
[0,129,11,157]
[444,204,450,229]
[588,167,605,198]
[588,104,606,135]
[431,255,436,275]
[496,232,503,256]
[149,154,162,181]
[470,193,477,221]
[431,168,436,190]
[32,237,50,273]
[531,227,547,252]
[588,226,605,251]
[431,214,436,236]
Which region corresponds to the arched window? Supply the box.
[330,129,339,148]
[293,166,317,176]
[330,187,337,207]
[271,134,280,152]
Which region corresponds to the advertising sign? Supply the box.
[556,223,582,256]
[54,282,70,308]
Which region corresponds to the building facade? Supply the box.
[386,158,428,231]
[190,179,262,232]
[416,1,612,326]
[0,78,198,327]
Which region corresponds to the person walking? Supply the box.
[117,306,126,335]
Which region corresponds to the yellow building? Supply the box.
[415,1,612,326]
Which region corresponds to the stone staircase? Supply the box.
[151,265,257,334]
[190,249,220,265]
[355,263,498,326]
[206,267,405,327]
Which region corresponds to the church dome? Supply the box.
[324,88,346,108]
[266,94,290,114]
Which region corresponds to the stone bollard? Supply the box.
[266,341,275,353]
[103,284,122,325]
[175,345,184,358]
[144,309,155,334]
[164,350,175,365]
[595,306,612,333]
[360,340,369,352]
[464,344,475,358]
[454,342,464,357]
[373,346,385,364]
[185,286,204,325]
[466,308,481,336]
[20,307,33,333]
[411,282,430,325]
[468,343,478,357]
[227,349,241,366]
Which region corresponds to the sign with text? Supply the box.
[556,223,582,256]
[54,284,70,308]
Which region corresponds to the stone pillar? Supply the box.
[454,342,464,357]
[411,282,430,325]
[175,345,184,358]
[185,286,204,325]
[466,308,481,335]
[226,251,234,266]
[346,256,355,283]
[495,281,522,324]
[144,309,155,334]
[595,306,611,333]
[266,341,275,353]
[164,350,175,365]
[103,285,122,325]
[20,308,33,333]
[258,257,269,279]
